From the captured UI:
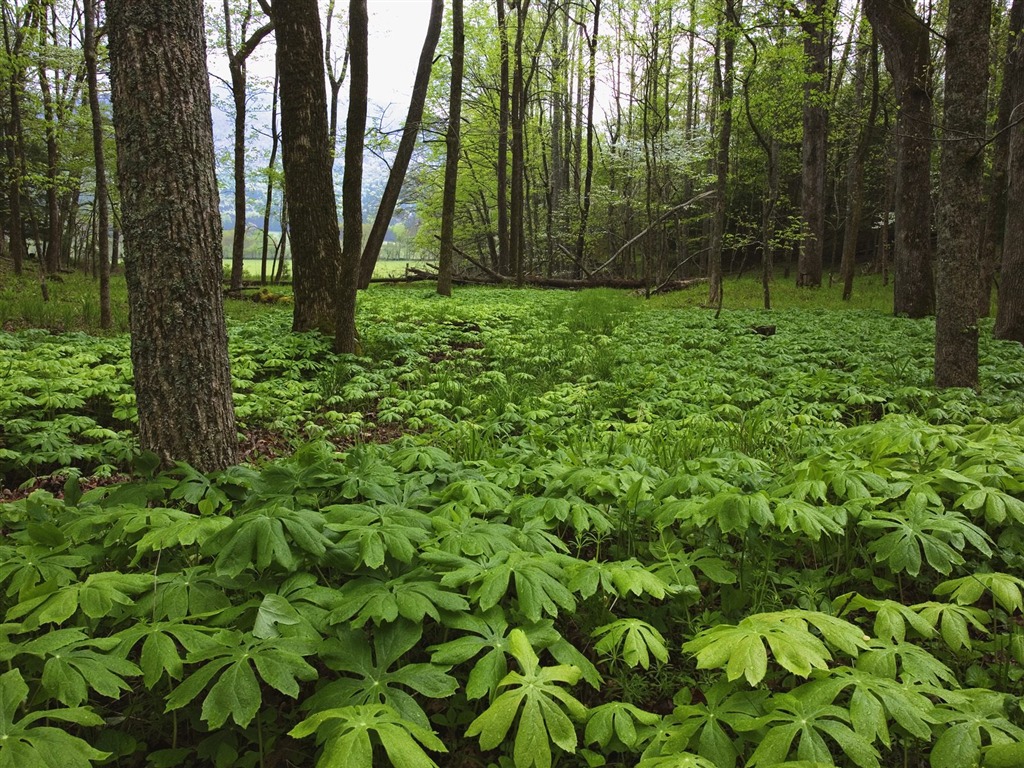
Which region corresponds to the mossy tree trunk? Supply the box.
[107,0,238,471]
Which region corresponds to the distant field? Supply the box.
[220,257,431,281]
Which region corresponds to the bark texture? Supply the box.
[84,0,111,329]
[864,0,934,317]
[996,7,1024,343]
[276,0,342,334]
[107,0,238,471]
[935,0,989,386]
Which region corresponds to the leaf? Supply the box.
[592,619,669,670]
[466,630,586,768]
[0,669,109,768]
[289,704,446,768]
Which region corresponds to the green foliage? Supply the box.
[2,286,1024,767]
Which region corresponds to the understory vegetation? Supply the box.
[2,283,1024,768]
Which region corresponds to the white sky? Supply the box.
[365,0,436,108]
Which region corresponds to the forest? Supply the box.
[2,0,1024,767]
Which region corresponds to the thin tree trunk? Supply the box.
[1,5,27,276]
[337,0,367,353]
[84,0,111,328]
[496,0,510,275]
[358,0,443,288]
[841,25,878,302]
[573,0,600,271]
[36,9,61,274]
[708,0,735,308]
[797,0,828,288]
[438,0,464,297]
[261,68,280,286]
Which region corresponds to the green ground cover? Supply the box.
[2,280,1024,768]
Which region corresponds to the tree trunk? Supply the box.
[337,0,367,353]
[797,0,827,288]
[510,0,531,284]
[357,0,443,288]
[1,6,27,277]
[935,0,989,386]
[496,0,510,275]
[438,0,464,298]
[981,0,1023,316]
[261,68,280,286]
[573,0,600,274]
[708,0,735,308]
[864,0,935,317]
[84,0,111,329]
[107,0,238,471]
[841,25,878,302]
[276,0,343,334]
[996,2,1024,343]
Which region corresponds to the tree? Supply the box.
[83,0,110,328]
[337,0,367,354]
[274,0,343,334]
[934,0,990,386]
[708,0,737,308]
[106,0,238,471]
[796,0,829,288]
[864,0,934,318]
[995,0,1024,343]
[438,0,465,298]
[220,0,273,293]
[357,0,443,288]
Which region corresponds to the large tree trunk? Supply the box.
[864,0,934,318]
[357,0,443,288]
[437,0,464,298]
[935,0,989,386]
[107,0,238,471]
[276,0,343,334]
[996,0,1024,343]
[337,0,367,354]
[797,0,828,288]
[84,0,110,329]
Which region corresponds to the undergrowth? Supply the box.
[2,284,1024,768]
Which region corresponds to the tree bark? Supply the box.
[84,0,111,329]
[35,7,61,275]
[337,0,367,353]
[935,0,989,386]
[864,0,935,317]
[797,0,828,288]
[573,0,600,277]
[275,0,343,334]
[996,2,1024,343]
[357,0,442,288]
[438,0,464,298]
[107,0,238,471]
